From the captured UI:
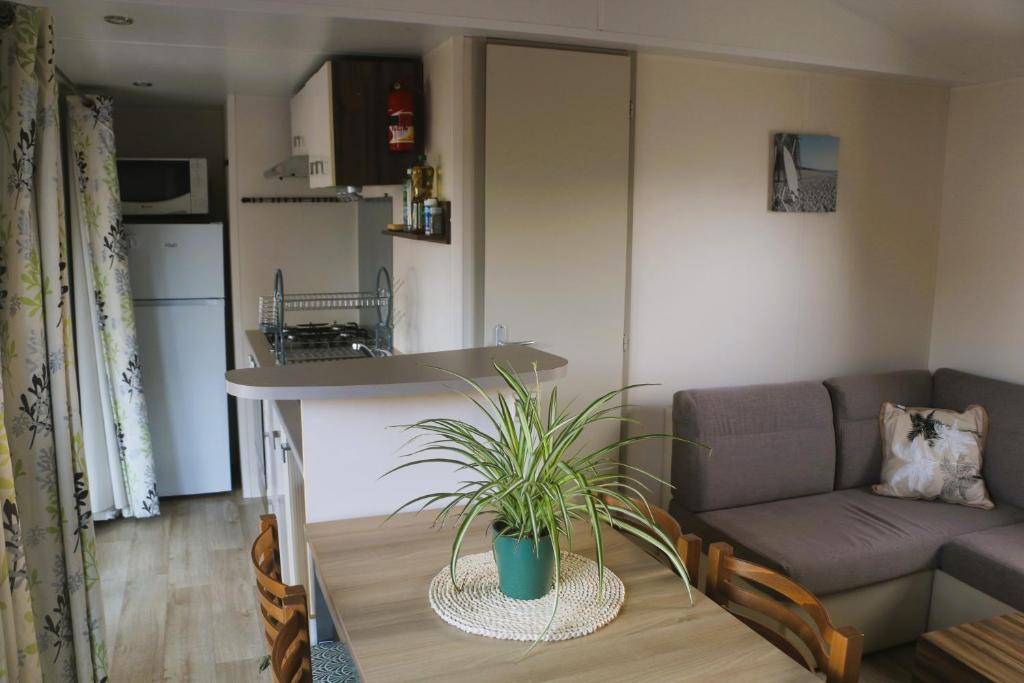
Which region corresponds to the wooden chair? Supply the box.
[272,611,312,683]
[706,542,863,683]
[252,515,310,651]
[252,514,359,683]
[599,493,701,583]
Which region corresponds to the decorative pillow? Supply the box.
[874,402,993,509]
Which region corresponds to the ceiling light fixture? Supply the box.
[132,81,153,88]
[103,15,134,26]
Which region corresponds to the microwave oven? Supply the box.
[117,158,209,216]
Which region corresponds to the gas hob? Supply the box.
[267,322,375,364]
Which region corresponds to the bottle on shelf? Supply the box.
[410,155,435,203]
[423,198,439,236]
[406,156,435,233]
[402,168,413,231]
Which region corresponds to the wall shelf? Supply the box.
[382,230,450,245]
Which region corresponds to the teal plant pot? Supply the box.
[491,523,555,600]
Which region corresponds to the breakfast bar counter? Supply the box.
[227,341,569,640]
[226,343,568,523]
[227,342,567,401]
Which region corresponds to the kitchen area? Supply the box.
[41,5,632,674]
[105,32,628,643]
[225,54,467,623]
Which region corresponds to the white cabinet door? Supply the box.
[289,86,309,156]
[284,445,308,595]
[484,44,632,451]
[267,403,307,591]
[303,62,335,188]
[262,399,279,503]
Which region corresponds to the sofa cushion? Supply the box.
[940,523,1024,611]
[672,381,836,512]
[933,369,1024,507]
[684,487,1024,595]
[875,402,993,510]
[824,370,932,490]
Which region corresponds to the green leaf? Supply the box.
[383,362,704,651]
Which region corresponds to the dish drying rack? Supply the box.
[260,267,394,365]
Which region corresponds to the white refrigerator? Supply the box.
[127,223,232,496]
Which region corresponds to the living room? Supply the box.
[2,1,1022,681]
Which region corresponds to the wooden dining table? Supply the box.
[306,511,817,682]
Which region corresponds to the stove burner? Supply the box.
[268,321,375,363]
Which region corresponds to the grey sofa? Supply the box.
[670,368,1024,650]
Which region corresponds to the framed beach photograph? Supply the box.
[770,133,839,212]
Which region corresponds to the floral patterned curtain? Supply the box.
[0,4,108,681]
[67,95,160,520]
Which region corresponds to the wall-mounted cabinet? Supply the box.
[290,62,335,187]
[288,77,311,157]
[290,56,423,189]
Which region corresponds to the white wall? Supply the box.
[392,39,456,353]
[928,79,1024,384]
[623,55,950,503]
[226,94,360,496]
[392,36,484,353]
[226,94,360,354]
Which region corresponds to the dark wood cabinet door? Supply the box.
[331,57,424,187]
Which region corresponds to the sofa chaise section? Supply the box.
[684,488,1024,595]
[940,523,1024,612]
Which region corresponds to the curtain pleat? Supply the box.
[67,95,160,520]
[0,4,109,681]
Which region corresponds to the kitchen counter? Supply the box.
[245,329,277,368]
[244,331,302,454]
[226,342,568,401]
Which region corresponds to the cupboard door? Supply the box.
[262,400,279,502]
[331,57,423,186]
[289,87,309,156]
[484,45,631,455]
[286,448,309,598]
[304,62,336,188]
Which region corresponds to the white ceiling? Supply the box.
[38,0,460,104]
[837,0,1024,82]
[33,0,1024,106]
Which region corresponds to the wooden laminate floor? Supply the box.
[96,491,267,681]
[97,491,913,682]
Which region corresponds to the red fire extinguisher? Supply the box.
[387,81,415,152]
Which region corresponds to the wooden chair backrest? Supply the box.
[706,542,863,683]
[272,611,313,683]
[599,493,701,583]
[251,515,309,650]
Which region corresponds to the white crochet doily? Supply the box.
[428,551,624,642]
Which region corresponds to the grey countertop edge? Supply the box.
[226,338,568,401]
[244,329,277,369]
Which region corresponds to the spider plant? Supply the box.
[386,363,705,645]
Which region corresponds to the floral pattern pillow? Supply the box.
[874,402,993,509]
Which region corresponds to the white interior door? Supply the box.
[484,44,631,449]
